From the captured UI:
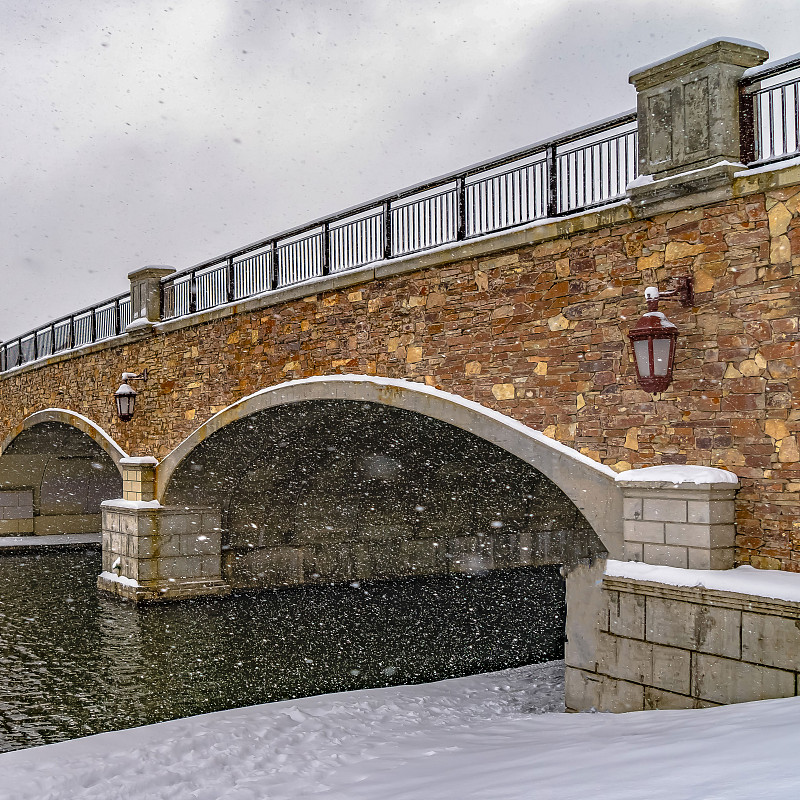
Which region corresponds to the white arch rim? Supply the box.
[0,408,129,474]
[156,375,623,557]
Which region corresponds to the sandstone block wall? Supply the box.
[566,573,800,711]
[1,168,798,568]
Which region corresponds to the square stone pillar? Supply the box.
[616,465,739,570]
[628,39,768,214]
[127,265,175,331]
[97,456,229,602]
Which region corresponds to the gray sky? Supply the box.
[1,0,798,340]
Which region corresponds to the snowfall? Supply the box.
[2,660,800,800]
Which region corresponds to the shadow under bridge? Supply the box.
[163,400,606,590]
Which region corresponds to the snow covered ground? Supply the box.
[2,660,799,800]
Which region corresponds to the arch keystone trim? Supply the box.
[157,375,624,556]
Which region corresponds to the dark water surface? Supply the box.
[0,549,565,752]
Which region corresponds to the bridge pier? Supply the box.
[96,457,229,603]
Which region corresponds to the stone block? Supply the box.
[643,687,697,710]
[608,589,646,639]
[623,541,643,561]
[642,498,687,523]
[2,504,31,519]
[232,546,304,587]
[687,499,735,525]
[0,519,19,534]
[17,519,34,534]
[652,643,691,695]
[624,519,665,543]
[598,633,653,685]
[564,560,607,673]
[565,667,644,713]
[642,543,688,568]
[646,596,741,658]
[693,653,795,704]
[664,523,735,548]
[741,611,800,671]
[687,547,735,570]
[623,496,643,520]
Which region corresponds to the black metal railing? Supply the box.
[4,50,800,374]
[159,111,638,320]
[740,54,800,165]
[0,294,131,372]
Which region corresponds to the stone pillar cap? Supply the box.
[616,464,739,487]
[128,264,176,281]
[629,38,768,89]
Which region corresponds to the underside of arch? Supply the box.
[0,410,125,536]
[158,376,623,557]
[0,408,128,472]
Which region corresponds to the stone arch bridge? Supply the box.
[0,38,797,711]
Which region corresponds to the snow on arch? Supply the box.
[156,375,624,556]
[0,408,129,474]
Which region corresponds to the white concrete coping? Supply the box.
[119,457,159,466]
[616,465,739,486]
[606,559,800,604]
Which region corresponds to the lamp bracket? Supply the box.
[121,368,148,383]
[658,276,693,308]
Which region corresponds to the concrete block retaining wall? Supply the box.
[566,569,800,711]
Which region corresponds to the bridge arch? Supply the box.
[0,408,128,472]
[158,376,623,558]
[0,408,127,536]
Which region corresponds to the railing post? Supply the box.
[456,176,466,240]
[270,242,279,290]
[226,256,235,303]
[68,318,74,350]
[322,222,331,276]
[114,298,122,336]
[383,201,392,260]
[127,265,176,330]
[90,310,97,344]
[546,144,558,218]
[627,40,768,215]
[739,84,757,165]
[32,333,38,361]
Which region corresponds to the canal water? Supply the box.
[0,549,565,753]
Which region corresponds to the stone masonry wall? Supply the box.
[0,169,798,569]
[566,572,800,711]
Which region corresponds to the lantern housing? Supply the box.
[114,369,148,422]
[627,279,692,394]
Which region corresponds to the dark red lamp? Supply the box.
[627,278,692,394]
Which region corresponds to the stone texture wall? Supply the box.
[0,490,33,535]
[0,169,798,568]
[566,571,800,711]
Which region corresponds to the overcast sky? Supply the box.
[1,0,798,340]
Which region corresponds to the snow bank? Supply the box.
[606,559,800,603]
[615,464,738,484]
[98,570,140,588]
[2,660,800,800]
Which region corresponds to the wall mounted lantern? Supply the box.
[627,277,693,394]
[114,369,148,422]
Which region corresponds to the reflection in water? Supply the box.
[0,550,565,752]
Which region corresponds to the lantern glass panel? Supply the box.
[652,337,672,376]
[633,339,652,378]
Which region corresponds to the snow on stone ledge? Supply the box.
[100,499,162,510]
[606,559,800,603]
[615,464,739,485]
[119,456,159,466]
[99,571,140,588]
